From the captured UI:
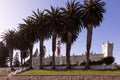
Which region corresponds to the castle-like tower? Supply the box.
[102,41,113,57]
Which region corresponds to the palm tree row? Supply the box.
[1,0,106,70]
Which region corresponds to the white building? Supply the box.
[32,41,113,69]
[102,41,113,57]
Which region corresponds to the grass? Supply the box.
[0,70,10,75]
[21,69,120,75]
[0,71,3,75]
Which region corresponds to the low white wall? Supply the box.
[0,65,117,70]
[90,65,117,70]
[35,65,118,70]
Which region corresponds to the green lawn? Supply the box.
[21,69,120,75]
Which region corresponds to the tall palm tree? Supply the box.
[61,0,82,69]
[2,30,17,71]
[81,0,106,69]
[18,18,36,69]
[45,6,63,69]
[31,9,50,69]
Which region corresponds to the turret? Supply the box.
[102,41,113,57]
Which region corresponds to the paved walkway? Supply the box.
[0,75,120,80]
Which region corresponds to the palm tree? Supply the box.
[45,6,63,69]
[2,30,17,71]
[31,9,50,69]
[61,32,79,44]
[61,0,82,69]
[81,0,106,69]
[20,50,29,67]
[15,31,29,67]
[22,50,29,66]
[18,18,36,69]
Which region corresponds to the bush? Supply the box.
[80,57,114,65]
[102,57,114,65]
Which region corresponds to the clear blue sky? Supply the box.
[0,0,120,64]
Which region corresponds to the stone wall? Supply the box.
[0,75,6,80]
[34,65,117,70]
[1,74,120,80]
[32,54,104,69]
[8,75,120,80]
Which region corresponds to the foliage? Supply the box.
[23,59,30,67]
[21,69,120,75]
[80,61,86,65]
[102,57,114,65]
[81,57,114,65]
[1,29,17,49]
[0,42,9,67]
[0,70,10,75]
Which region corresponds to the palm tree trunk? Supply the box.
[20,50,23,67]
[66,32,72,69]
[52,31,56,69]
[29,46,33,69]
[39,38,44,69]
[24,58,25,66]
[9,49,14,71]
[85,25,93,69]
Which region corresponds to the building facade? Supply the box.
[32,41,113,69]
[102,41,113,57]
